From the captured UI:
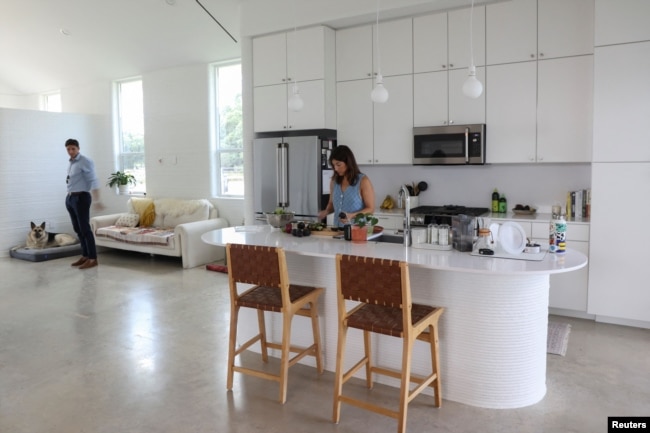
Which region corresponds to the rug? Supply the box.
[547,322,572,356]
[206,263,228,273]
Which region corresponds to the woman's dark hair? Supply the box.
[329,145,361,186]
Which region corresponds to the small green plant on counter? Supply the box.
[351,213,378,228]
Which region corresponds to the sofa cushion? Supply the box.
[115,213,140,228]
[96,226,176,249]
[154,198,211,227]
[130,197,155,227]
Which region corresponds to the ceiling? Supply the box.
[0,0,242,95]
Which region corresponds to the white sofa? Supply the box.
[90,198,229,268]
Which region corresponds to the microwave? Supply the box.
[413,124,486,165]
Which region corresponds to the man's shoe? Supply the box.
[79,259,98,270]
[71,257,88,267]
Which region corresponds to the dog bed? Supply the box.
[10,242,82,262]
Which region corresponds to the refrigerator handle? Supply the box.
[277,143,288,207]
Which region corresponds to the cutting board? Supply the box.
[309,226,384,238]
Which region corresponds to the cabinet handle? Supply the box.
[539,53,544,58]
[449,120,454,125]
[449,63,454,68]
[282,78,287,82]
[442,64,447,69]
[530,54,535,58]
[367,73,372,77]
[287,77,292,81]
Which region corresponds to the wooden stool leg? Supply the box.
[398,337,415,433]
[227,305,240,391]
[364,330,373,388]
[332,321,348,423]
[430,323,442,407]
[278,312,293,404]
[257,309,269,362]
[309,301,324,373]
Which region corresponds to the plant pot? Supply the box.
[351,225,368,242]
[118,185,129,195]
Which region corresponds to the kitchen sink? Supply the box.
[374,233,405,244]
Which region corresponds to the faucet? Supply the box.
[400,184,412,247]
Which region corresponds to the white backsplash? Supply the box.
[363,163,591,213]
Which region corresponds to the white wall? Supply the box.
[0,108,113,256]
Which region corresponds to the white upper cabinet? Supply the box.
[537,56,593,163]
[486,61,537,163]
[538,0,594,58]
[336,18,412,82]
[336,79,374,163]
[594,41,650,162]
[373,74,413,164]
[595,0,650,46]
[374,18,413,77]
[486,0,537,65]
[448,6,486,70]
[254,26,327,87]
[336,25,373,82]
[413,12,447,73]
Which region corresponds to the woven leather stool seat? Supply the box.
[333,254,444,433]
[225,244,323,404]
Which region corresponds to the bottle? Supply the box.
[498,195,507,213]
[554,214,567,254]
[548,217,557,253]
[491,188,499,213]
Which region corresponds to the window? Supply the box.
[214,62,243,197]
[116,78,145,193]
[42,92,61,112]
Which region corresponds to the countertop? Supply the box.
[202,226,587,276]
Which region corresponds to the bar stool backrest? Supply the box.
[228,244,283,288]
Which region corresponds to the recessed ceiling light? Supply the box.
[59,28,71,36]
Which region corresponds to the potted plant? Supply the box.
[106,171,136,194]
[350,213,379,242]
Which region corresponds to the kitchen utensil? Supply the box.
[417,181,428,192]
[265,212,294,228]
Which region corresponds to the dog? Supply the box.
[26,222,78,249]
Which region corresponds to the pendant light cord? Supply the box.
[293,0,299,85]
[469,0,475,68]
[375,0,382,77]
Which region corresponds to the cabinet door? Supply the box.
[538,0,594,59]
[253,33,287,87]
[486,0,537,65]
[448,5,485,70]
[449,67,486,125]
[413,71,448,127]
[336,25,373,82]
[589,163,650,322]
[594,42,650,162]
[336,79,374,164]
[486,62,537,163]
[286,26,326,83]
[375,18,413,77]
[373,75,413,164]
[253,84,287,132]
[537,56,593,163]
[287,80,325,130]
[413,12,448,73]
[595,0,650,46]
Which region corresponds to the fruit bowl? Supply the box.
[265,212,294,228]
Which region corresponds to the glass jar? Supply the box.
[428,224,438,244]
[438,224,450,246]
[474,228,494,253]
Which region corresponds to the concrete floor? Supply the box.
[1,250,649,433]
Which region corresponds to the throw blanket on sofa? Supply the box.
[96,226,176,247]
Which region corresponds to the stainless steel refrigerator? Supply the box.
[253,129,336,220]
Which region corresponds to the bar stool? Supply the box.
[225,243,324,403]
[333,254,444,433]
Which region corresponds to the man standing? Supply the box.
[65,138,103,269]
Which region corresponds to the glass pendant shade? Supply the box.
[371,74,389,103]
[288,84,304,111]
[462,65,483,99]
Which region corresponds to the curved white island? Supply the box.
[202,226,587,409]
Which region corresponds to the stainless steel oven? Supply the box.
[413,124,486,165]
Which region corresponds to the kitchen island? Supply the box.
[202,226,587,409]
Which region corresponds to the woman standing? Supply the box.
[318,145,375,227]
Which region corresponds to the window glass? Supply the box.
[215,63,243,197]
[116,79,145,194]
[43,92,61,112]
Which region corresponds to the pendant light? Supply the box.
[370,0,389,103]
[462,0,483,99]
[287,0,304,111]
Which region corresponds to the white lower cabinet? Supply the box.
[374,213,404,231]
